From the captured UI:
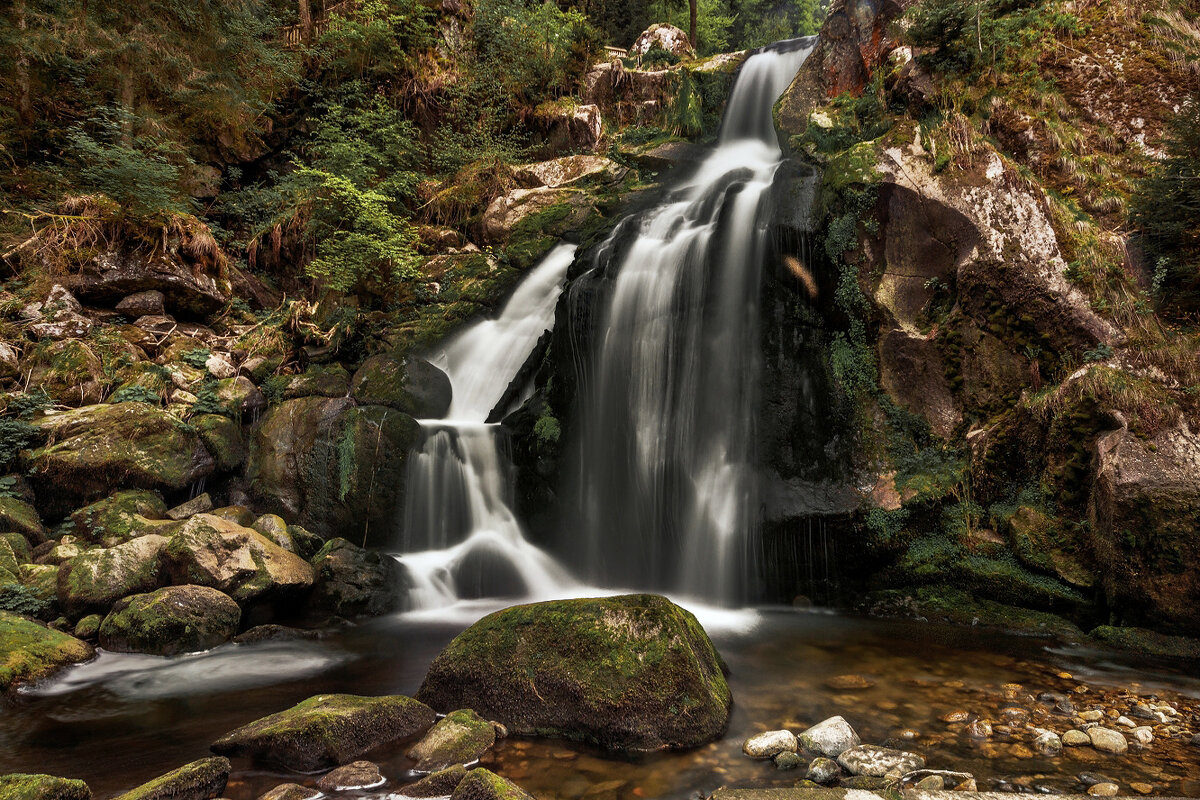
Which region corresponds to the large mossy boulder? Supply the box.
[307,538,402,618]
[0,611,94,692]
[99,585,240,656]
[24,404,215,512]
[0,497,49,545]
[417,594,732,751]
[56,534,169,616]
[350,354,451,418]
[246,397,419,543]
[210,693,436,771]
[68,490,172,548]
[1089,422,1200,631]
[112,758,230,800]
[0,774,91,800]
[162,514,313,605]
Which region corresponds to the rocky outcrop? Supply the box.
[1089,420,1200,631]
[0,611,95,692]
[210,694,436,771]
[307,538,403,618]
[56,534,169,616]
[528,104,604,159]
[513,155,628,190]
[481,187,596,245]
[99,585,241,655]
[350,354,451,418]
[630,23,694,58]
[60,247,230,318]
[417,594,731,751]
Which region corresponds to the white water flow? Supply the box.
[573,40,816,606]
[397,244,578,610]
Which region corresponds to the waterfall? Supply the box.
[570,40,816,606]
[396,244,578,610]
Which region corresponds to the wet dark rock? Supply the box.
[0,774,91,800]
[314,761,384,792]
[400,766,468,798]
[407,708,497,774]
[256,784,319,800]
[232,625,320,645]
[773,751,802,770]
[805,756,841,784]
[350,354,451,418]
[448,768,533,800]
[417,594,731,751]
[59,248,229,317]
[307,538,403,618]
[99,585,240,655]
[112,757,230,800]
[210,693,436,771]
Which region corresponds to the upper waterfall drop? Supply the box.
[569,39,816,606]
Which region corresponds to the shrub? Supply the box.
[109,385,162,405]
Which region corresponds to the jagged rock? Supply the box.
[0,342,21,378]
[204,353,236,380]
[0,774,91,800]
[26,286,93,341]
[836,744,925,777]
[167,493,214,520]
[448,769,533,800]
[1089,421,1200,631]
[60,247,230,317]
[0,611,95,692]
[314,761,384,792]
[56,534,169,616]
[400,766,468,798]
[350,354,451,418]
[115,290,165,317]
[210,693,436,771]
[630,23,694,58]
[111,757,230,800]
[161,514,313,605]
[308,538,402,617]
[99,585,240,655]
[742,729,797,759]
[69,490,173,548]
[247,397,419,543]
[529,104,604,159]
[407,709,497,773]
[417,594,731,751]
[513,156,628,189]
[24,404,215,512]
[481,187,596,245]
[797,715,861,758]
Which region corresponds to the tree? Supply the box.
[299,0,313,38]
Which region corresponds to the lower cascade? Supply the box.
[396,244,579,610]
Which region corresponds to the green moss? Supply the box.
[99,585,240,656]
[454,768,533,800]
[0,774,91,800]
[407,708,496,772]
[1090,625,1200,659]
[69,490,168,547]
[112,757,229,800]
[0,611,94,692]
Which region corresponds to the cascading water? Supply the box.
[570,39,816,606]
[397,244,579,610]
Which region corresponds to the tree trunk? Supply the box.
[299,0,313,39]
[689,0,698,50]
[15,1,32,126]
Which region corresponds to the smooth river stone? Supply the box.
[837,744,925,777]
[1088,727,1129,754]
[315,761,384,792]
[805,756,841,784]
[1063,729,1091,746]
[798,715,861,758]
[742,729,797,759]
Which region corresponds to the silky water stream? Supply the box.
[4,39,1200,800]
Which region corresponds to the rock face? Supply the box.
[350,355,451,418]
[1089,421,1200,631]
[56,534,169,616]
[407,708,497,773]
[513,156,628,190]
[112,757,230,800]
[0,611,95,692]
[0,774,92,800]
[417,594,731,751]
[630,23,694,58]
[246,396,419,543]
[162,514,314,605]
[211,693,436,771]
[308,539,403,617]
[25,404,215,511]
[528,105,604,159]
[481,187,596,245]
[99,585,240,655]
[61,248,230,317]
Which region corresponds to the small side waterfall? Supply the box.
[397,244,578,610]
[570,40,816,606]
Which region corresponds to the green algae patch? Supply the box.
[0,611,94,692]
[417,594,731,752]
[450,768,533,800]
[112,757,229,800]
[0,774,91,800]
[407,708,497,774]
[210,693,436,771]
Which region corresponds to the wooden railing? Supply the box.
[281,0,358,46]
[605,45,629,58]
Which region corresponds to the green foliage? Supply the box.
[180,348,211,369]
[642,47,682,67]
[667,71,704,138]
[109,385,162,405]
[866,507,909,544]
[534,415,561,448]
[1130,94,1200,316]
[7,389,51,420]
[0,477,22,501]
[311,0,435,87]
[260,374,289,406]
[190,382,225,417]
[0,419,42,472]
[0,583,50,619]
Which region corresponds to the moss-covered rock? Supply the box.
[24,404,215,512]
[162,514,313,605]
[449,768,534,800]
[283,365,351,400]
[20,339,109,407]
[211,376,266,420]
[307,538,402,618]
[349,354,451,418]
[111,757,230,800]
[1090,625,1200,660]
[1007,506,1096,589]
[0,611,94,692]
[210,693,436,771]
[247,397,419,544]
[407,708,497,774]
[193,414,245,472]
[2,533,32,565]
[18,564,60,618]
[69,490,171,548]
[401,766,468,798]
[0,774,91,800]
[417,594,732,751]
[73,614,102,640]
[0,498,49,545]
[56,534,169,616]
[99,585,240,656]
